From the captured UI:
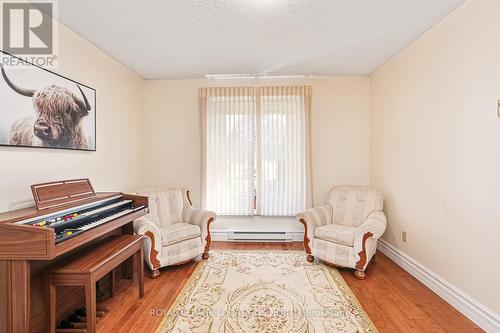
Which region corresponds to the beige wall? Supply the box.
[145,77,370,207]
[3,0,496,317]
[370,0,500,313]
[0,23,146,213]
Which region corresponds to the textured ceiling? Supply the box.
[53,0,466,79]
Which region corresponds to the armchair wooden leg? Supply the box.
[354,231,372,280]
[354,269,366,280]
[306,254,314,262]
[149,269,160,279]
[203,217,214,260]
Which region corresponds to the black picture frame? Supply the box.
[0,50,96,151]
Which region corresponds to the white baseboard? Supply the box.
[377,239,500,333]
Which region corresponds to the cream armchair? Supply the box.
[133,188,216,278]
[296,185,386,279]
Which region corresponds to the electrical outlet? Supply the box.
[402,231,407,243]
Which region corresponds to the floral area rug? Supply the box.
[155,251,377,333]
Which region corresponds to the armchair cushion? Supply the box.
[160,223,201,246]
[135,188,184,227]
[315,223,357,247]
[327,185,383,227]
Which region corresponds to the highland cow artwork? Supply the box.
[0,52,96,151]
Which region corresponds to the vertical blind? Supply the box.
[257,86,312,216]
[200,87,256,215]
[201,86,312,216]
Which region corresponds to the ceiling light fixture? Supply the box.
[205,74,308,80]
[205,74,257,80]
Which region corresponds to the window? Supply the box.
[201,87,256,215]
[200,86,311,216]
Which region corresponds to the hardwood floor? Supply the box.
[95,242,482,332]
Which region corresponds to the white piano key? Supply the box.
[78,209,133,231]
[80,199,132,217]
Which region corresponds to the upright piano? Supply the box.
[0,179,149,333]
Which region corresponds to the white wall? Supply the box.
[0,23,146,213]
[370,0,500,314]
[145,77,370,208]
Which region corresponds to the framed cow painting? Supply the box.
[0,51,96,151]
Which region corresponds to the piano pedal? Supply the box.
[74,307,86,317]
[74,306,106,316]
[56,318,89,331]
[97,304,110,312]
[78,312,105,320]
[78,315,103,323]
[70,322,86,329]
[61,305,106,330]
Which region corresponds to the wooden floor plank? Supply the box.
[93,242,482,332]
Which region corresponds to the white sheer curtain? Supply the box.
[201,86,312,217]
[257,86,312,216]
[200,87,255,216]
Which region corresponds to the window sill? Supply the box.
[212,216,302,233]
[217,215,295,220]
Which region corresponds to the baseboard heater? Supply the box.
[227,231,293,242]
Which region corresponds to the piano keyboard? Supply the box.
[14,194,124,226]
[53,204,145,244]
[13,196,146,244]
[79,207,134,231]
[79,199,132,217]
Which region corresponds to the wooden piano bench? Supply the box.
[46,234,145,333]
